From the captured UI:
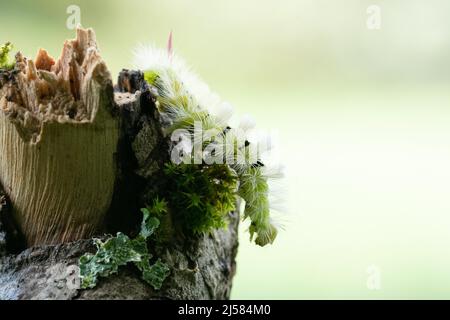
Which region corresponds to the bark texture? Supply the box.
[0,201,239,300]
[0,67,239,299]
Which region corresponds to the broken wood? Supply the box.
[0,29,119,246]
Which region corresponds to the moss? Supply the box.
[163,163,237,235]
[143,197,173,245]
[0,42,14,70]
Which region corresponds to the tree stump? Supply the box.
[0,29,239,300]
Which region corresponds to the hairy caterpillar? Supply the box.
[133,37,284,246]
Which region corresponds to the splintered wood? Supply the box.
[0,28,119,246]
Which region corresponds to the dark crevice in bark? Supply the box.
[0,186,25,254]
[106,69,169,235]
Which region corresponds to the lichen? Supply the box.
[79,200,170,290]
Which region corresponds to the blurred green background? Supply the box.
[2,0,450,299]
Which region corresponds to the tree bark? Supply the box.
[0,198,239,300]
[0,31,239,300]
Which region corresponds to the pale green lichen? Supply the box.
[79,201,170,290]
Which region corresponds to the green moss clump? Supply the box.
[163,163,238,234]
[142,197,173,244]
[0,42,14,70]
